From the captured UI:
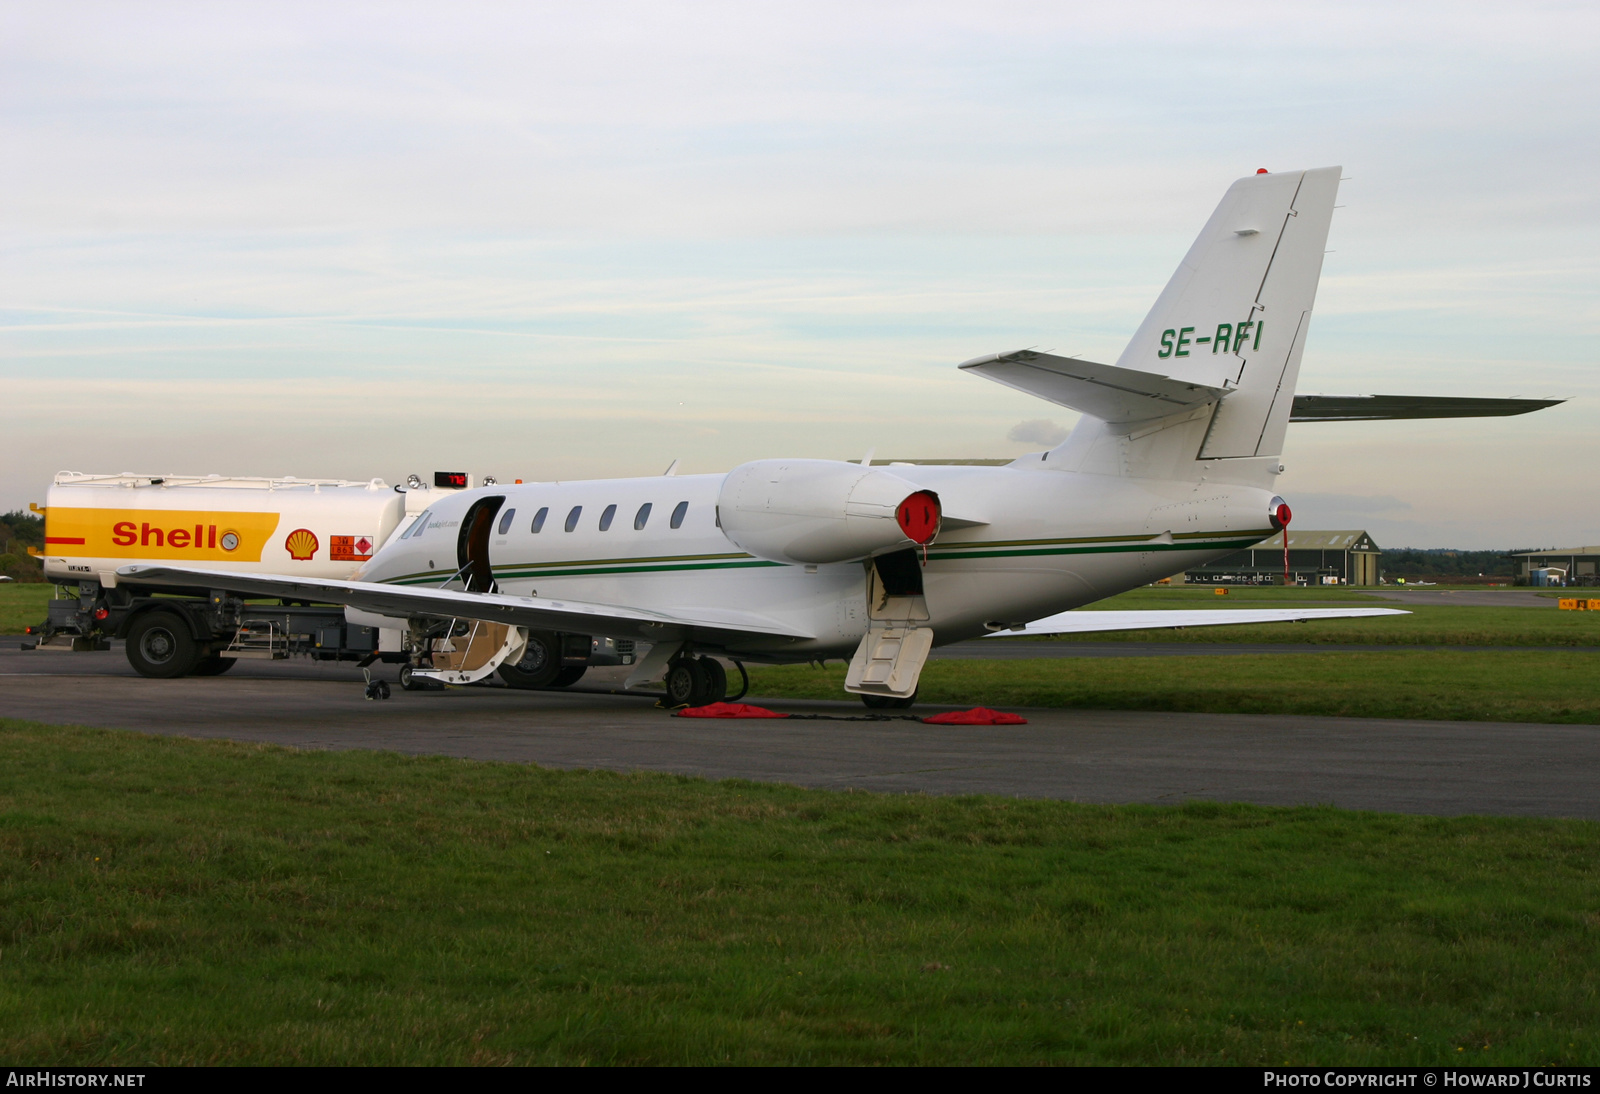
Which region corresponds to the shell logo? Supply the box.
[285,528,319,561]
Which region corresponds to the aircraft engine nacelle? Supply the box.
[717,459,941,566]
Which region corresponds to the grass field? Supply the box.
[749,650,1600,724]
[1,718,1596,1066]
[0,583,52,634]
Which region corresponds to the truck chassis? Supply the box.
[23,579,633,686]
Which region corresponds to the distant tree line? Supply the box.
[1381,547,1518,579]
[0,511,45,583]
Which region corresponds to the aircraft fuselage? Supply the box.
[360,463,1280,662]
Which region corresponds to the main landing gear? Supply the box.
[664,655,734,708]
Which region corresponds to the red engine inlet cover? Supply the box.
[896,491,941,545]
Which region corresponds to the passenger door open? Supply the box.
[456,496,505,592]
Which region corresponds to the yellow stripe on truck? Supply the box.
[44,508,283,563]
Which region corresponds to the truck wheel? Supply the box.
[497,632,563,689]
[549,665,587,688]
[126,612,201,678]
[192,656,237,676]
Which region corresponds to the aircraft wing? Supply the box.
[113,565,815,643]
[988,607,1408,637]
[1290,395,1563,422]
[958,350,1224,425]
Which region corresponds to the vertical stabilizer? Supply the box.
[1109,166,1342,461]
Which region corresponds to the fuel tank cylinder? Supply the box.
[717,459,940,565]
[37,472,406,585]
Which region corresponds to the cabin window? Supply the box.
[634,502,652,530]
[530,507,548,533]
[670,501,689,529]
[564,505,582,533]
[496,508,516,536]
[402,510,431,539]
[599,504,617,531]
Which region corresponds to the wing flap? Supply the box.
[114,565,815,643]
[959,350,1224,424]
[989,607,1408,637]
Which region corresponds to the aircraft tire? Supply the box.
[497,632,564,689]
[697,656,727,704]
[664,657,708,707]
[192,656,237,676]
[126,611,201,679]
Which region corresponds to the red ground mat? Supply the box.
[921,707,1028,725]
[675,702,792,719]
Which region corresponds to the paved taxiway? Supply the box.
[3,641,1596,819]
[1367,588,1558,608]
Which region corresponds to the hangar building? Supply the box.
[1509,546,1600,587]
[1184,530,1383,586]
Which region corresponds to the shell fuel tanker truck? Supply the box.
[23,470,627,687]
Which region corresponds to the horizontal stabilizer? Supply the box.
[989,606,1407,638]
[1290,394,1563,422]
[959,350,1223,425]
[115,565,815,644]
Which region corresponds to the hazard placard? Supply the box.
[331,534,375,562]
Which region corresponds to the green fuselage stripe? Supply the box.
[494,560,783,580]
[385,531,1258,585]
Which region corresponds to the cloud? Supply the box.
[1007,419,1070,447]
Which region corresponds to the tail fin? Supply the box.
[1115,166,1342,460]
[1045,167,1341,481]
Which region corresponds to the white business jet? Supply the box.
[122,166,1419,706]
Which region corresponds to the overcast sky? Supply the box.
[3,1,1596,549]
